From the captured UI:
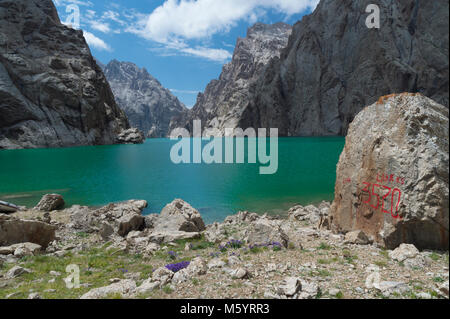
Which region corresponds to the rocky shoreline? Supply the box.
[0,195,448,299]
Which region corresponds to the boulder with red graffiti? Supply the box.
[329,93,449,250]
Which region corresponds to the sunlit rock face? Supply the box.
[329,93,449,250]
[103,60,187,138]
[0,0,131,149]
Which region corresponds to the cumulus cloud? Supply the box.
[132,0,319,42]
[83,31,111,51]
[127,0,318,62]
[90,21,111,33]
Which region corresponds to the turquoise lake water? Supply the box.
[0,137,344,223]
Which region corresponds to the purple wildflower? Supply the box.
[165,261,190,273]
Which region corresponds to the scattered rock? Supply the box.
[34,194,65,211]
[230,268,249,280]
[172,257,207,284]
[136,279,160,295]
[375,281,410,297]
[116,128,145,144]
[207,258,226,270]
[344,230,370,245]
[0,215,56,248]
[277,277,301,296]
[13,242,42,257]
[288,205,321,224]
[6,266,31,279]
[155,199,206,233]
[247,218,289,248]
[152,267,174,287]
[80,280,137,299]
[148,231,201,244]
[389,244,419,262]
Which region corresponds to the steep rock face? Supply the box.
[240,0,449,136]
[329,93,449,250]
[103,60,187,138]
[170,22,292,135]
[0,0,132,149]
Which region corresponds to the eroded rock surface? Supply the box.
[0,0,133,149]
[329,93,449,250]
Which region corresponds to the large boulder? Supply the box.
[329,93,449,250]
[80,279,136,299]
[34,194,65,211]
[0,214,56,248]
[246,218,289,248]
[92,200,147,237]
[116,128,145,144]
[154,199,205,233]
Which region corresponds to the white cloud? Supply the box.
[180,47,232,62]
[127,0,318,62]
[83,31,111,51]
[102,10,127,26]
[133,0,319,42]
[90,21,111,33]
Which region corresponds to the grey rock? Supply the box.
[375,281,410,297]
[12,242,42,257]
[288,205,321,224]
[6,266,31,279]
[329,94,449,250]
[389,244,419,262]
[80,279,137,299]
[0,214,56,248]
[117,213,145,237]
[277,277,301,296]
[230,267,248,280]
[172,257,207,284]
[136,279,159,294]
[170,22,292,136]
[28,293,41,299]
[151,267,174,287]
[344,230,370,245]
[247,218,289,248]
[154,199,205,233]
[0,0,132,149]
[103,60,188,138]
[116,128,145,144]
[207,258,226,270]
[242,0,448,136]
[34,194,65,211]
[148,231,201,244]
[93,200,147,237]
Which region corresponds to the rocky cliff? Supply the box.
[103,60,187,138]
[328,93,449,250]
[170,22,292,136]
[240,0,449,136]
[0,0,134,149]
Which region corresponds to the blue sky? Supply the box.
[54,0,319,107]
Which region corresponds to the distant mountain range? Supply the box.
[102,60,187,138]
